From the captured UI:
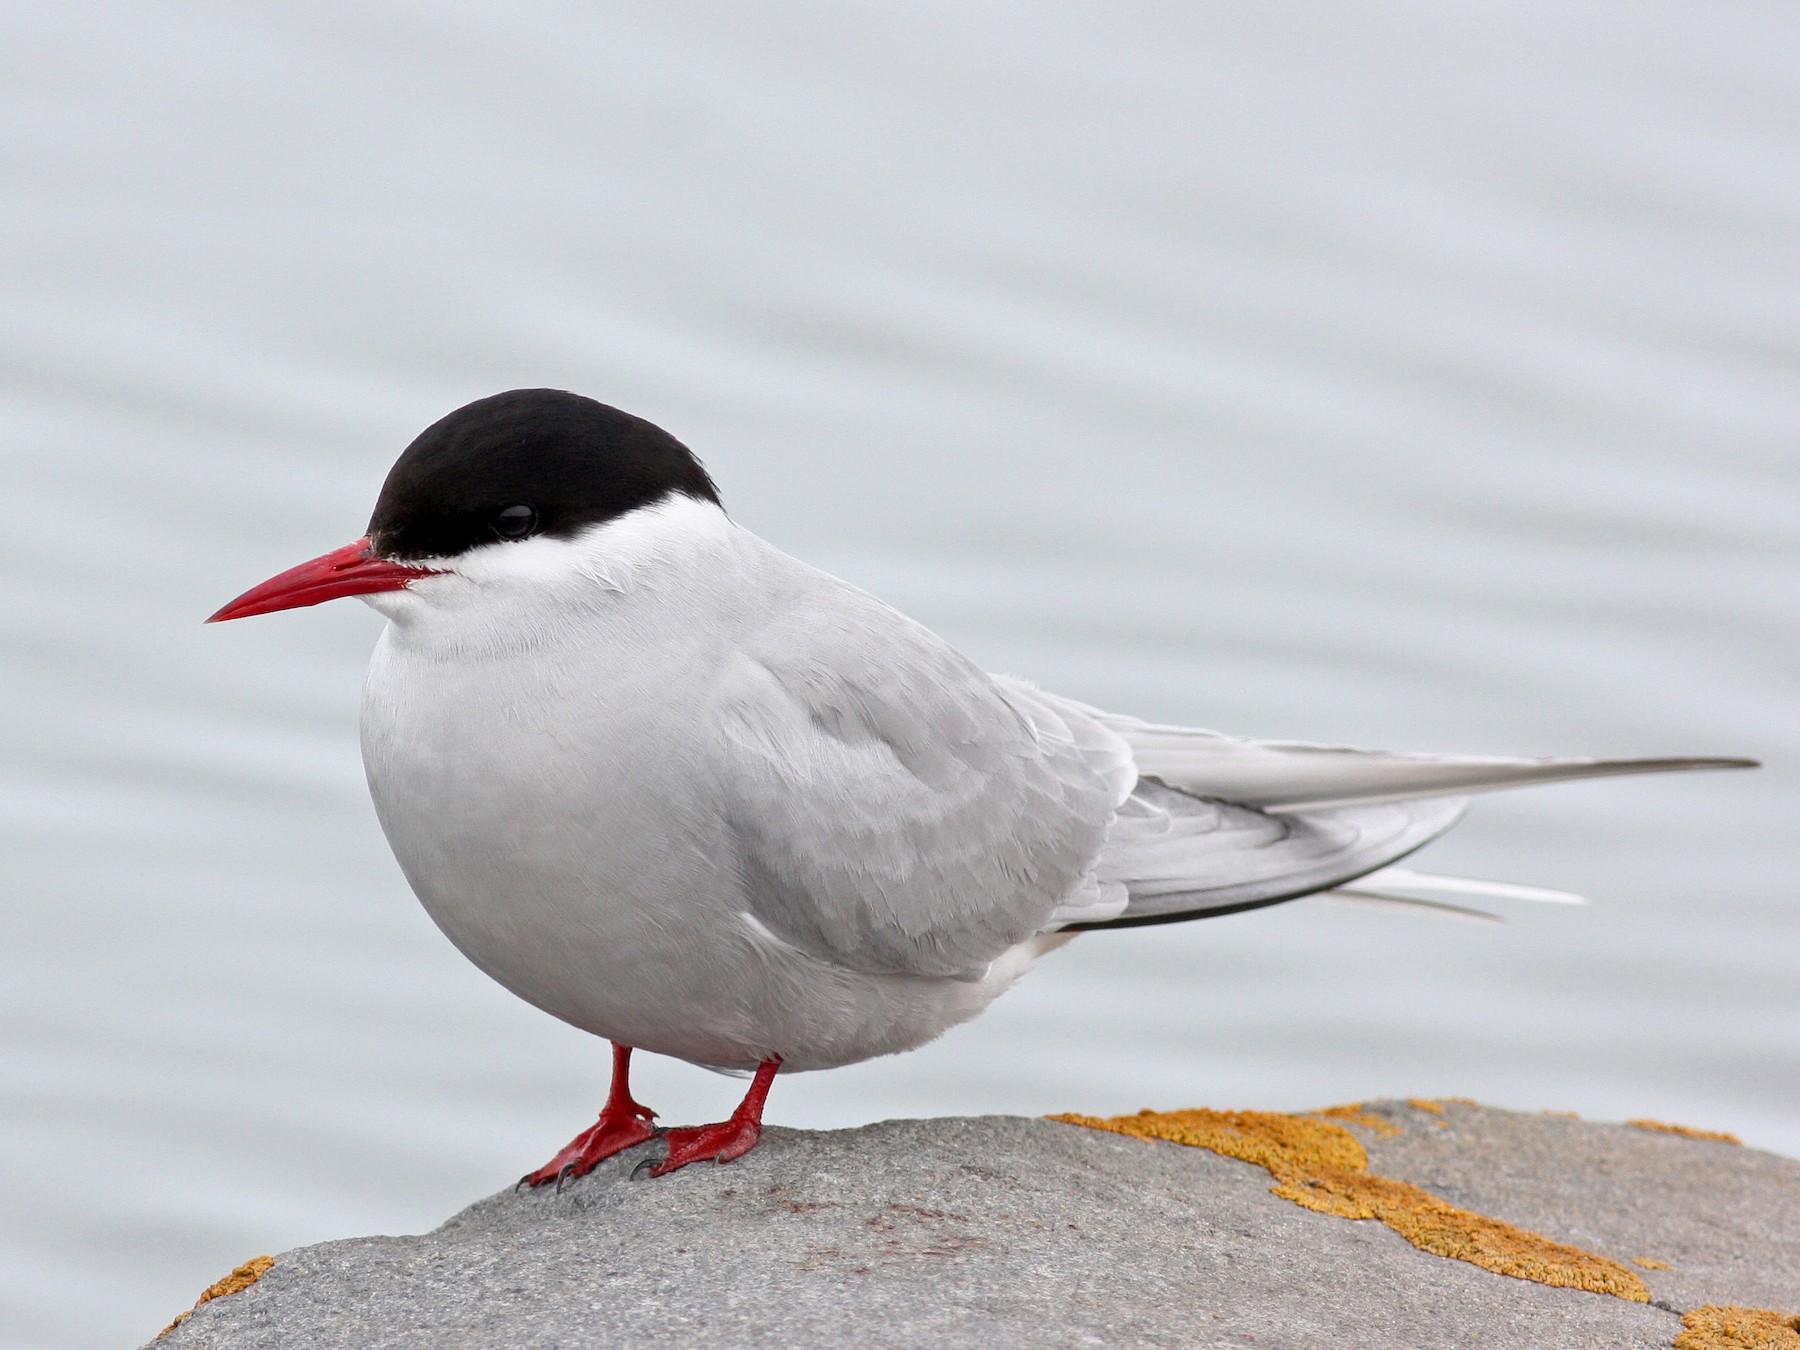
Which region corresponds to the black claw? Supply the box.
[629,1155,660,1181]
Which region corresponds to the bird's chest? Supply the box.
[359,625,739,971]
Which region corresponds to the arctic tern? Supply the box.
[209,388,1754,1181]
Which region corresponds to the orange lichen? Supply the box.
[1674,1304,1800,1350]
[1627,1119,1743,1146]
[1406,1097,1446,1115]
[158,1256,275,1338]
[1632,1256,1673,1270]
[1312,1102,1402,1137]
[1050,1108,1648,1302]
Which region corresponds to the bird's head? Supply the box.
[207,389,722,626]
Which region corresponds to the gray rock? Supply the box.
[151,1102,1796,1349]
[1355,1099,1800,1315]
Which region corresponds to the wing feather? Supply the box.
[716,575,1127,979]
[1063,706,1753,813]
[712,552,1753,966]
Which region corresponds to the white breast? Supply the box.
[357,498,1043,1071]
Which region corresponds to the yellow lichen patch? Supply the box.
[1674,1304,1800,1350]
[157,1256,275,1339]
[1406,1097,1446,1115]
[1627,1119,1743,1146]
[1057,1107,1369,1175]
[1312,1102,1402,1137]
[1632,1257,1673,1270]
[1050,1108,1648,1302]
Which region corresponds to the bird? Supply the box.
[208,388,1755,1183]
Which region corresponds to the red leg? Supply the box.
[521,1043,658,1187]
[651,1057,783,1177]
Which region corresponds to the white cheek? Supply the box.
[359,572,470,622]
[361,497,734,642]
[450,536,591,586]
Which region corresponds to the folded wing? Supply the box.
[717,559,1755,968]
[1092,710,1752,814]
[994,682,1754,931]
[718,580,1133,980]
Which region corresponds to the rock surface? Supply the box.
[150,1101,1797,1349]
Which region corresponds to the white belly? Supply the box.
[359,622,1035,1072]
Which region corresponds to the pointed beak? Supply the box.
[207,537,443,622]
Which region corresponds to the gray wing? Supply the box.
[713,559,1754,962]
[983,680,1466,928]
[714,574,1134,980]
[1091,710,1753,813]
[1002,683,1750,929]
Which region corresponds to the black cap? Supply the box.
[368,389,720,560]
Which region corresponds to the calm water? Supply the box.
[3,3,1797,1345]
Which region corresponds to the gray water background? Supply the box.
[3,3,1796,1345]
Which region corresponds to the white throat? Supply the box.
[362,493,737,657]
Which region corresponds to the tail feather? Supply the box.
[1312,890,1505,925]
[1354,866,1586,906]
[1315,864,1605,923]
[1070,790,1467,930]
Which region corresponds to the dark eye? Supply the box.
[492,505,537,540]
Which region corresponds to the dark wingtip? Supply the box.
[1605,756,1760,773]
